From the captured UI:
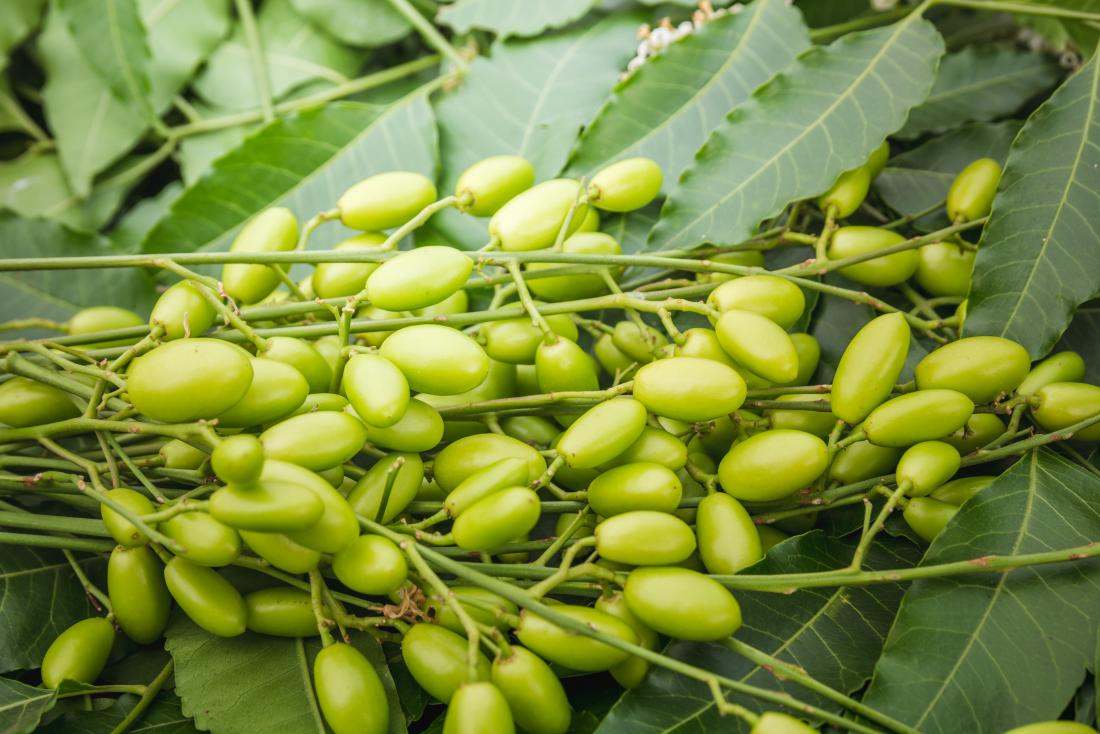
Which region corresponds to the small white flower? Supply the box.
[627,57,644,72]
[650,27,672,46]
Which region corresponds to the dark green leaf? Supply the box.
[647,15,943,250]
[39,692,198,734]
[110,182,182,252]
[566,0,809,184]
[0,0,46,68]
[863,449,1100,733]
[794,0,869,28]
[965,49,1100,358]
[288,0,410,48]
[142,0,231,109]
[0,677,57,734]
[1057,301,1100,383]
[438,0,597,37]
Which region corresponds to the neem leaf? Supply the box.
[438,0,598,38]
[0,677,57,734]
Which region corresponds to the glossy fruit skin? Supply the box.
[831,313,910,424]
[931,475,995,506]
[260,336,333,394]
[260,411,366,471]
[903,496,958,543]
[751,711,818,734]
[159,439,207,470]
[211,434,265,486]
[610,426,687,470]
[719,430,828,502]
[314,643,389,734]
[100,488,156,547]
[491,647,571,734]
[536,337,600,397]
[108,545,171,644]
[896,440,960,496]
[624,566,741,641]
[696,493,762,574]
[915,242,974,297]
[332,534,407,595]
[0,376,79,428]
[830,440,901,484]
[556,398,648,468]
[380,324,490,395]
[285,471,358,554]
[354,304,404,347]
[444,682,516,734]
[217,357,309,428]
[526,232,621,301]
[129,339,253,423]
[707,275,806,330]
[240,530,320,573]
[1031,382,1100,441]
[311,233,389,299]
[864,389,974,447]
[161,512,241,567]
[150,281,217,340]
[342,353,409,428]
[1002,723,1099,734]
[757,526,789,551]
[828,226,918,287]
[594,333,636,375]
[611,321,668,364]
[348,452,424,523]
[456,155,535,216]
[500,415,560,449]
[788,333,821,386]
[483,314,578,365]
[764,395,837,438]
[490,179,588,251]
[444,457,528,518]
[915,336,1030,403]
[697,250,766,283]
[595,511,695,565]
[366,246,473,312]
[427,586,518,634]
[515,606,637,672]
[453,487,540,553]
[164,557,247,637]
[588,462,682,516]
[244,587,318,637]
[68,306,143,347]
[588,157,662,212]
[634,356,746,422]
[715,309,799,384]
[818,165,871,218]
[41,617,115,688]
[338,171,437,231]
[292,392,350,416]
[402,623,490,703]
[210,461,326,532]
[222,208,298,304]
[1017,351,1086,396]
[433,433,547,492]
[943,412,1004,455]
[867,141,890,178]
[947,158,1001,222]
[593,593,659,688]
[357,399,444,453]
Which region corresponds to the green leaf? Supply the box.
[39,692,197,734]
[437,0,597,38]
[0,547,94,674]
[141,0,231,110]
[166,614,406,734]
[0,677,57,734]
[0,152,134,230]
[431,11,642,248]
[646,15,944,250]
[176,101,261,185]
[863,449,1100,732]
[1057,301,1100,384]
[595,532,918,733]
[288,0,410,48]
[874,120,1021,233]
[565,0,810,184]
[0,0,46,67]
[898,45,1061,139]
[794,0,870,28]
[964,49,1100,358]
[143,94,436,255]
[110,181,182,251]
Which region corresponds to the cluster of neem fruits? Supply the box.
[3,148,1099,734]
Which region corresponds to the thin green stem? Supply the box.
[233,0,275,123]
[108,660,174,734]
[382,0,469,71]
[935,0,1100,21]
[309,570,336,647]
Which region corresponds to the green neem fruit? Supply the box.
[332,535,407,596]
[150,281,218,340]
[695,415,739,460]
[588,157,662,212]
[594,593,658,689]
[1031,382,1100,441]
[609,426,687,470]
[757,526,789,552]
[830,440,901,484]
[490,179,588,252]
[633,356,746,422]
[108,546,169,644]
[863,389,974,447]
[903,496,958,543]
[556,398,648,468]
[931,475,995,506]
[788,333,821,386]
[285,471,358,554]
[159,439,207,470]
[314,643,389,734]
[240,530,320,573]
[596,511,695,565]
[353,304,404,348]
[444,682,516,734]
[100,488,156,547]
[830,313,910,424]
[1003,724,1100,734]
[764,394,837,438]
[624,566,741,641]
[164,557,246,637]
[366,246,473,312]
[867,141,890,178]
[828,226,918,287]
[675,327,737,368]
[211,434,265,486]
[554,511,596,539]
[1017,351,1086,397]
[611,320,668,364]
[697,250,766,283]
[500,415,560,448]
[915,242,974,297]
[210,460,326,532]
[594,333,636,375]
[491,647,571,734]
[515,606,637,672]
[128,339,253,423]
[68,306,143,347]
[0,377,79,428]
[577,207,600,232]
[751,711,818,734]
[433,433,547,492]
[356,398,444,453]
[428,587,518,634]
[319,465,345,488]
[526,232,621,301]
[453,487,541,553]
[401,623,491,703]
[413,289,469,318]
[817,165,871,218]
[483,314,578,365]
[456,155,536,216]
[419,359,517,407]
[947,158,1001,222]
[348,453,424,523]
[915,336,1030,403]
[943,412,1004,455]
[696,493,762,574]
[162,512,241,567]
[342,353,409,429]
[260,336,333,394]
[40,617,114,689]
[896,440,960,496]
[221,208,298,304]
[260,411,366,471]
[715,309,799,384]
[718,429,828,502]
[244,587,318,637]
[311,233,389,300]
[536,337,600,399]
[216,357,309,428]
[338,171,437,231]
[588,462,682,516]
[444,457,529,518]
[380,324,489,395]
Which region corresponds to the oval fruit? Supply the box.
[715,310,799,384]
[314,643,389,734]
[455,155,535,216]
[588,157,662,212]
[556,398,648,468]
[706,275,805,329]
[216,357,309,428]
[100,487,157,547]
[1016,351,1086,397]
[491,647,571,734]
[260,336,333,394]
[108,545,170,644]
[347,453,424,523]
[831,313,910,424]
[164,557,246,637]
[915,242,974,297]
[260,411,367,471]
[903,496,958,543]
[610,426,687,470]
[490,179,588,251]
[240,530,320,574]
[380,324,489,395]
[332,534,408,595]
[483,314,579,365]
[209,460,326,532]
[914,336,1030,403]
[827,226,918,287]
[443,682,515,734]
[895,440,960,496]
[515,606,636,672]
[526,232,621,301]
[696,493,762,574]
[818,165,870,218]
[357,398,444,453]
[245,587,318,637]
[863,389,974,447]
[401,623,490,703]
[40,617,114,688]
[718,430,828,502]
[587,462,682,516]
[633,356,746,422]
[149,280,216,341]
[947,158,1001,222]
[222,208,298,305]
[433,433,546,492]
[624,566,741,641]
[931,475,995,506]
[830,440,901,484]
[444,457,528,518]
[366,246,473,312]
[128,339,253,423]
[342,353,409,428]
[338,171,437,231]
[595,511,696,565]
[453,487,541,553]
[1031,382,1100,441]
[311,233,389,300]
[161,512,241,567]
